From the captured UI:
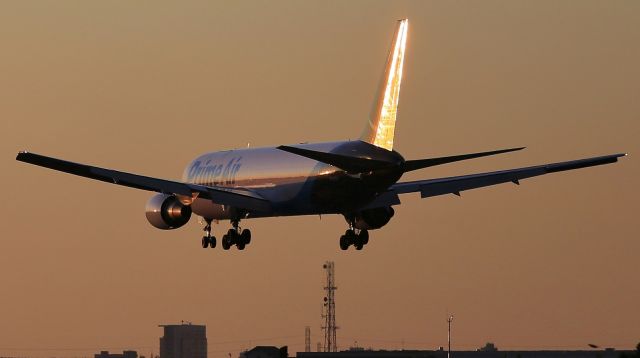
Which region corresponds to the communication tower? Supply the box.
[321,261,338,352]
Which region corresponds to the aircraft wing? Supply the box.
[15,151,271,212]
[370,153,625,205]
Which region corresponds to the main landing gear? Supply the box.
[201,219,216,248]
[221,219,252,251]
[201,219,251,250]
[339,228,369,250]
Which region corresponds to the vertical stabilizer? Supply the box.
[361,19,408,151]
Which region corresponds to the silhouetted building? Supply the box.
[296,348,632,358]
[95,351,138,358]
[159,323,207,358]
[477,343,498,352]
[240,346,288,358]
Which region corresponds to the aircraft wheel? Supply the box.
[354,243,363,250]
[241,229,251,244]
[237,242,246,250]
[339,235,350,250]
[222,235,231,250]
[202,236,209,248]
[209,236,217,249]
[359,230,369,245]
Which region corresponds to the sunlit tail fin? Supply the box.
[360,19,409,151]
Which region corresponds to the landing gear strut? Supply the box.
[201,219,216,248]
[339,228,369,250]
[222,219,252,250]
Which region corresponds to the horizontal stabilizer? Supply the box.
[277,145,395,173]
[402,147,525,172]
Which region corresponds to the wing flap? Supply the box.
[16,151,271,212]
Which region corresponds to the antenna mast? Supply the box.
[305,326,311,352]
[447,314,454,358]
[321,261,338,352]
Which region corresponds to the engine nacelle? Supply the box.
[352,206,395,230]
[145,194,192,230]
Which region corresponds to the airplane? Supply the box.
[16,19,625,251]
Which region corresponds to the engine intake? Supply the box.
[352,206,395,230]
[145,194,192,230]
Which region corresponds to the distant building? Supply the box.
[298,350,438,358]
[477,343,498,352]
[240,346,288,358]
[95,351,138,358]
[159,323,207,358]
[296,348,633,358]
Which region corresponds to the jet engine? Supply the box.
[145,194,192,230]
[352,206,395,230]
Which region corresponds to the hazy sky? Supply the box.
[1,1,639,357]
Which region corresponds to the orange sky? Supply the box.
[1,1,639,357]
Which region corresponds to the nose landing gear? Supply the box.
[200,218,252,250]
[201,219,216,248]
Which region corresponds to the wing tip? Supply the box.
[16,150,30,161]
[612,152,627,160]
